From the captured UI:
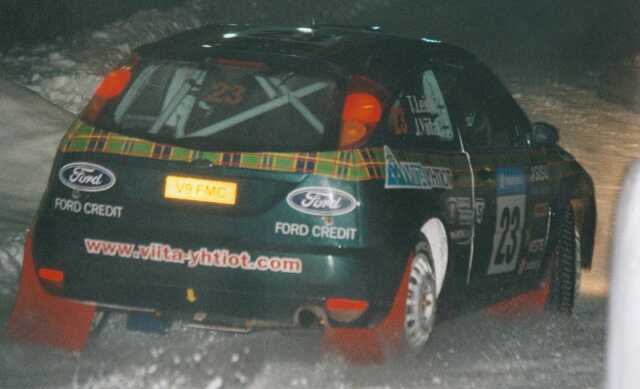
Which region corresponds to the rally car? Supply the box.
[8,25,596,356]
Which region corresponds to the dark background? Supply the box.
[0,0,186,51]
[0,0,638,66]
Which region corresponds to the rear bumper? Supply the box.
[34,234,406,329]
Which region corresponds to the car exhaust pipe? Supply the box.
[294,305,327,328]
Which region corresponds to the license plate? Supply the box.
[164,175,237,205]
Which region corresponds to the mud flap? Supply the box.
[484,281,550,318]
[6,231,95,351]
[322,259,411,364]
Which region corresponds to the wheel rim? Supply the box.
[404,253,436,350]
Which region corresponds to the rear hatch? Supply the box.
[34,54,385,314]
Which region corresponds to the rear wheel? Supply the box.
[321,238,439,361]
[404,240,437,351]
[546,208,581,314]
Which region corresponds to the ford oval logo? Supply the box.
[286,187,357,216]
[58,162,116,192]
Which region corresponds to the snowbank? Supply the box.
[0,4,203,113]
[0,234,24,299]
[0,233,24,332]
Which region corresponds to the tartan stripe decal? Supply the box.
[59,121,386,182]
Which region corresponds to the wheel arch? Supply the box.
[549,166,596,270]
[419,217,448,297]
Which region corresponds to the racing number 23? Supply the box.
[488,195,525,275]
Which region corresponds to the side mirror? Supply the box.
[531,122,559,146]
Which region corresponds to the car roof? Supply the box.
[135,25,478,82]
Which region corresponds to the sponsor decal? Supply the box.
[447,197,486,226]
[274,221,357,241]
[286,187,357,217]
[496,167,526,196]
[403,71,454,140]
[530,165,550,183]
[406,95,433,114]
[384,146,452,190]
[58,162,116,192]
[84,238,303,274]
[450,228,472,243]
[528,238,546,253]
[53,197,123,218]
[203,82,246,105]
[475,198,486,225]
[488,168,526,275]
[62,122,387,182]
[447,197,473,226]
[413,116,439,138]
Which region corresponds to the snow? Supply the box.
[0,1,638,388]
[0,235,23,300]
[205,377,223,389]
[0,79,73,238]
[0,2,203,113]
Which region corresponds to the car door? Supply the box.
[383,65,473,301]
[523,133,554,274]
[443,64,534,294]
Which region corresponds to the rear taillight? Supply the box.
[82,57,136,123]
[95,67,132,99]
[37,268,64,290]
[325,298,370,323]
[339,76,387,149]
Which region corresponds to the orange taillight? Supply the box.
[339,120,369,148]
[95,67,132,99]
[339,76,387,149]
[342,93,382,126]
[82,64,134,123]
[37,268,64,289]
[325,298,370,323]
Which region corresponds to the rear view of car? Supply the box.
[25,27,402,339]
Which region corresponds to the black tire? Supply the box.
[546,208,581,314]
[403,240,438,352]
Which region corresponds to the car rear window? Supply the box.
[88,59,342,151]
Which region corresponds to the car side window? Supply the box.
[445,65,530,150]
[432,68,491,148]
[476,65,531,148]
[385,69,458,150]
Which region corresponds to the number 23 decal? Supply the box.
[488,195,525,275]
[203,82,246,105]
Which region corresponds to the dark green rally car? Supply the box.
[11,25,596,354]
